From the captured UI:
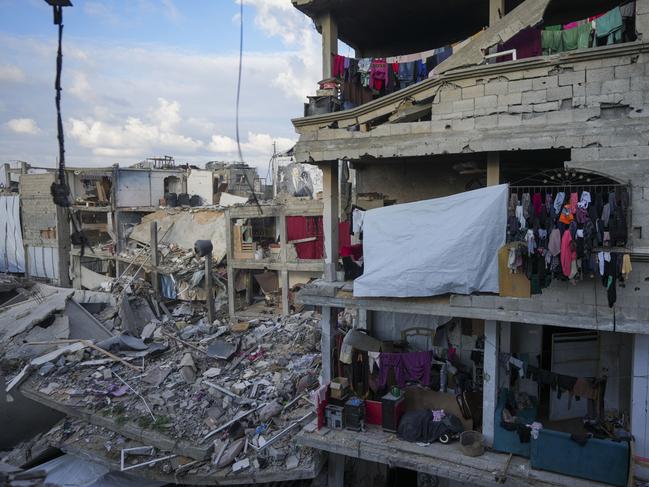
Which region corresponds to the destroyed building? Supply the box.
[0,152,335,485]
[289,0,649,486]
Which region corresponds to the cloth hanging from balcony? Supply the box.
[596,7,623,45]
[378,351,432,388]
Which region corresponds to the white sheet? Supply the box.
[353,184,508,297]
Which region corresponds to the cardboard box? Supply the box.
[329,377,349,399]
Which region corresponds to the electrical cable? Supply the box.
[47,3,91,257]
[235,0,262,215]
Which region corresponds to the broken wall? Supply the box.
[187,169,214,205]
[354,158,481,205]
[19,173,70,286]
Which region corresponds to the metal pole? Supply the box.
[205,252,215,323]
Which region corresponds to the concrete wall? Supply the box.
[355,158,479,205]
[19,173,70,286]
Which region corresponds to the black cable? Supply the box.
[235,0,262,215]
[48,4,91,257]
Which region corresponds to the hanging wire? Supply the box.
[235,0,262,215]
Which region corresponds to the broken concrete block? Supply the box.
[202,367,221,378]
[232,458,250,472]
[217,438,245,468]
[140,322,157,341]
[179,353,196,384]
[285,454,299,470]
[230,322,250,333]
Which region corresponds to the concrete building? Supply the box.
[290,0,649,485]
[225,199,324,319]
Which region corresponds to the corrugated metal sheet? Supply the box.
[27,245,58,280]
[0,195,26,272]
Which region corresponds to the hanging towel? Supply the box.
[595,7,623,45]
[621,254,632,278]
[542,29,564,54]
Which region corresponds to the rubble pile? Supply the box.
[10,301,322,481]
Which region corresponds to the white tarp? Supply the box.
[0,195,25,273]
[353,184,508,298]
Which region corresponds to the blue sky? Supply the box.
[0,0,321,168]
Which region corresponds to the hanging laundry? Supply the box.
[569,192,579,214]
[378,351,432,389]
[548,228,562,256]
[553,192,566,214]
[525,229,536,256]
[369,58,388,91]
[561,230,577,278]
[595,7,623,45]
[358,58,372,88]
[621,254,632,279]
[515,205,526,229]
[521,193,531,219]
[577,190,591,209]
[398,62,415,88]
[532,193,543,217]
[559,204,574,225]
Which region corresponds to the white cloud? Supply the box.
[68,98,204,157]
[0,64,26,82]
[208,131,296,159]
[68,71,93,102]
[6,118,41,134]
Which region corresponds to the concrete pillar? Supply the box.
[279,212,289,316]
[149,221,159,297]
[632,334,649,479]
[225,216,236,321]
[483,320,500,446]
[319,12,338,79]
[637,0,649,41]
[487,152,500,186]
[489,0,505,26]
[322,161,339,282]
[327,452,344,487]
[320,306,337,384]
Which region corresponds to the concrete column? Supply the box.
[487,152,500,186]
[322,161,339,282]
[225,216,236,321]
[319,12,338,79]
[279,212,289,316]
[320,306,337,384]
[637,0,649,41]
[483,320,500,446]
[632,334,649,479]
[489,0,505,25]
[327,453,344,487]
[149,221,159,297]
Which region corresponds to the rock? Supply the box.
[202,367,221,378]
[217,438,245,468]
[102,369,112,380]
[179,353,196,384]
[38,362,55,376]
[140,322,157,341]
[258,401,283,422]
[285,454,299,470]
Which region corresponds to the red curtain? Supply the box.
[285,217,351,260]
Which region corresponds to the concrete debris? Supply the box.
[2,277,321,483]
